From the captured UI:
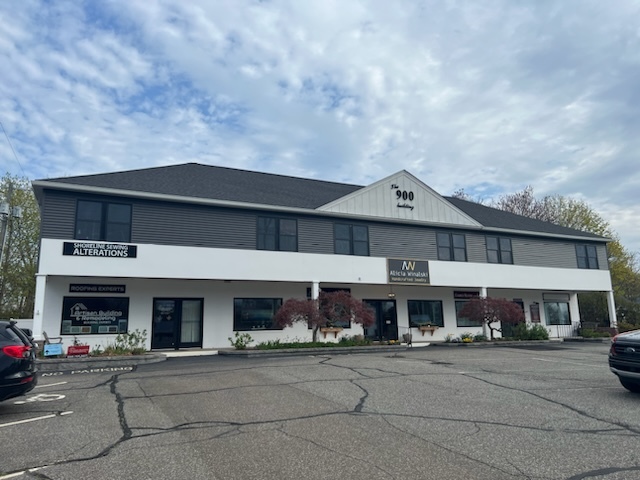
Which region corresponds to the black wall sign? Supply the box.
[388,259,429,284]
[61,297,129,335]
[63,242,137,258]
[69,284,127,294]
[454,291,480,299]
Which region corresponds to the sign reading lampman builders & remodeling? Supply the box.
[388,259,430,284]
[63,242,137,258]
[61,297,130,335]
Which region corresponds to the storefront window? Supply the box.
[408,300,444,327]
[544,302,571,325]
[233,298,283,331]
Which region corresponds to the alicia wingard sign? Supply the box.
[388,259,430,284]
[63,242,137,258]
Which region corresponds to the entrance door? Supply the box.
[363,300,398,341]
[152,298,203,349]
[502,300,525,338]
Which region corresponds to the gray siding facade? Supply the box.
[40,189,608,270]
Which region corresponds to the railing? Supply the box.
[548,323,579,339]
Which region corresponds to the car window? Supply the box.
[1,324,28,344]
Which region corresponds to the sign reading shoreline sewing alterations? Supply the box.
[388,258,430,284]
[63,242,137,258]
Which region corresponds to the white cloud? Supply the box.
[0,0,639,254]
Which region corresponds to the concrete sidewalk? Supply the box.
[37,338,609,372]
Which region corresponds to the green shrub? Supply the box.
[102,329,148,356]
[473,333,488,342]
[255,335,373,350]
[459,332,474,343]
[580,328,611,338]
[617,321,638,333]
[228,332,253,350]
[510,323,549,340]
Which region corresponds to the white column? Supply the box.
[32,274,47,341]
[480,287,488,337]
[311,281,320,300]
[569,292,580,336]
[607,290,618,329]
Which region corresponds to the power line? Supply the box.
[0,120,27,177]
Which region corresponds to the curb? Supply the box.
[562,337,612,343]
[219,345,413,358]
[36,353,166,372]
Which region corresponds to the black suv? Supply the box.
[609,329,640,393]
[0,320,38,402]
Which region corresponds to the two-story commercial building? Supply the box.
[31,163,615,350]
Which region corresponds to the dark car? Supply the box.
[0,320,38,402]
[609,329,640,393]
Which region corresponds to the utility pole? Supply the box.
[0,182,22,313]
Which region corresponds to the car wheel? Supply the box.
[619,377,640,393]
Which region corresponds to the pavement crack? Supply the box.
[464,373,640,435]
[351,380,369,413]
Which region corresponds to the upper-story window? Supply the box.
[486,236,513,264]
[75,200,132,242]
[437,232,467,261]
[576,245,599,269]
[334,224,369,256]
[257,217,297,251]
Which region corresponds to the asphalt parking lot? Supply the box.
[1,342,639,480]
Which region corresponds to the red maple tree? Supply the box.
[458,297,525,340]
[274,290,375,342]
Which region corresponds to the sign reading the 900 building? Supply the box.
[388,258,430,284]
[63,242,137,258]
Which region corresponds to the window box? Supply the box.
[320,327,343,338]
[417,325,438,336]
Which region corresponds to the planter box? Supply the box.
[418,326,438,336]
[320,327,343,339]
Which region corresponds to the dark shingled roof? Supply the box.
[40,163,363,209]
[446,197,606,240]
[38,162,607,241]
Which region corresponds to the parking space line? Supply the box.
[35,381,67,388]
[0,414,56,428]
[532,358,606,367]
[0,411,73,429]
[0,467,43,479]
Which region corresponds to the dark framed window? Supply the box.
[233,298,283,331]
[486,236,513,264]
[257,217,297,251]
[455,300,482,327]
[437,232,467,261]
[408,300,444,327]
[544,301,571,325]
[334,224,369,256]
[576,245,599,269]
[75,200,132,242]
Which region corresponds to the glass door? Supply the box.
[363,300,398,342]
[152,298,203,349]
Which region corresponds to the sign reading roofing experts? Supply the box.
[70,284,126,294]
[388,259,429,284]
[63,242,137,258]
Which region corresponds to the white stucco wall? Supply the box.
[33,239,614,349]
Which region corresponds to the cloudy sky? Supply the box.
[1,1,639,254]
